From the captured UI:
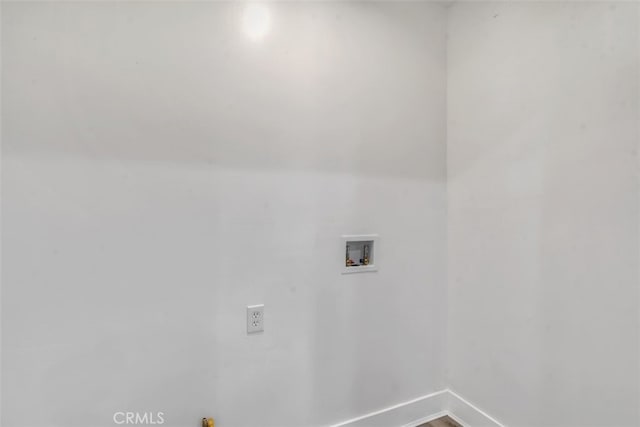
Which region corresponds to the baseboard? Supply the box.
[329,389,504,427]
[330,389,448,427]
[446,390,504,427]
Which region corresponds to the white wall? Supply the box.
[447,2,639,426]
[6,2,639,426]
[1,2,447,427]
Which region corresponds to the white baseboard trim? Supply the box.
[330,389,448,427]
[329,389,504,427]
[446,390,504,427]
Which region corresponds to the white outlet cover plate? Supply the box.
[247,304,264,334]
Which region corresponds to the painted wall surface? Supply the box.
[447,2,639,426]
[1,2,447,426]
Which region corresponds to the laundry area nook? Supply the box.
[1,1,638,427]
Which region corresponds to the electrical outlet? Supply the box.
[246,304,264,334]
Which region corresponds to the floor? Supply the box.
[418,416,463,427]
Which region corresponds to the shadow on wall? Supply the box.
[2,1,445,181]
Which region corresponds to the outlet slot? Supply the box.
[246,304,264,334]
